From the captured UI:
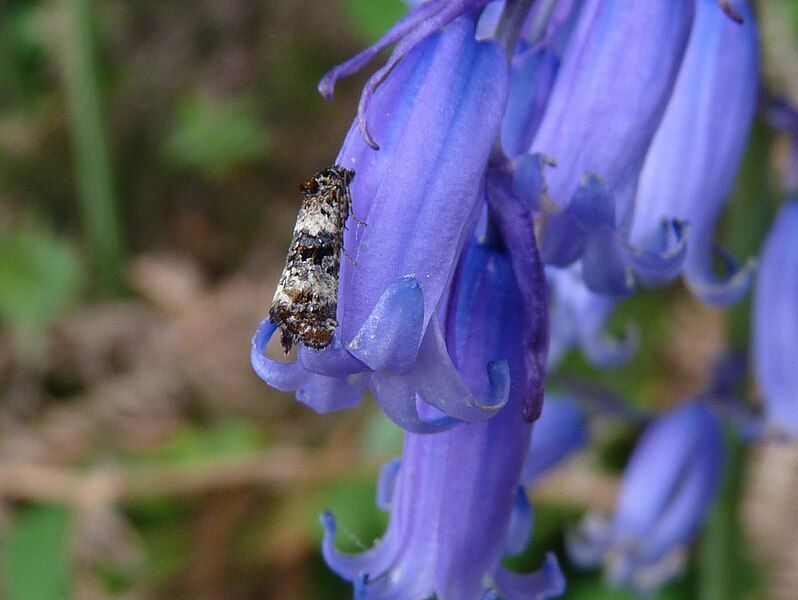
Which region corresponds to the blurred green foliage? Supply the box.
[343,0,408,42]
[0,224,83,332]
[163,93,271,181]
[4,505,72,600]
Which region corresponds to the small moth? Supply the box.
[269,165,356,353]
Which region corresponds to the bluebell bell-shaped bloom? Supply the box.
[568,402,725,594]
[547,267,637,370]
[753,201,798,437]
[322,222,562,599]
[629,0,760,305]
[252,16,515,431]
[509,0,696,296]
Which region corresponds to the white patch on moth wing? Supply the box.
[296,211,344,237]
[271,286,296,307]
[301,267,339,298]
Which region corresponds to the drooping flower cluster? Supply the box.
[251,0,765,598]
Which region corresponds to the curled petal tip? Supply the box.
[250,318,310,391]
[320,510,336,534]
[686,254,757,306]
[317,71,337,100]
[623,219,689,287]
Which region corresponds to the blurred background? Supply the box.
[1,0,798,598]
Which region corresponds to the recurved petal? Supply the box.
[348,276,425,375]
[493,554,567,600]
[539,174,614,268]
[412,318,510,422]
[294,372,369,413]
[298,337,365,377]
[250,319,310,391]
[371,371,458,433]
[621,220,688,287]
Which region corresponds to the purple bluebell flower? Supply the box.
[252,15,515,431]
[568,402,725,594]
[753,201,798,437]
[630,0,760,305]
[322,215,562,599]
[511,0,696,296]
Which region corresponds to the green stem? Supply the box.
[698,428,744,600]
[59,0,124,292]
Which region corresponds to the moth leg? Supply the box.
[342,244,357,266]
[350,212,367,227]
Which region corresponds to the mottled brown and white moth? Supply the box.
[269,165,356,353]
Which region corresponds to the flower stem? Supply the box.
[59,0,125,293]
[698,427,745,600]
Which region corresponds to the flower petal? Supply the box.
[371,371,458,433]
[621,219,688,287]
[298,337,365,377]
[348,276,425,374]
[250,319,310,391]
[486,174,550,421]
[295,372,369,414]
[493,553,567,600]
[504,488,534,556]
[412,318,510,422]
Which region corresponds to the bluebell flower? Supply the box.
[510,0,696,296]
[252,15,515,430]
[567,402,725,594]
[322,214,562,599]
[630,0,760,305]
[753,201,798,437]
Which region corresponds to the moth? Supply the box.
[269,165,356,353]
